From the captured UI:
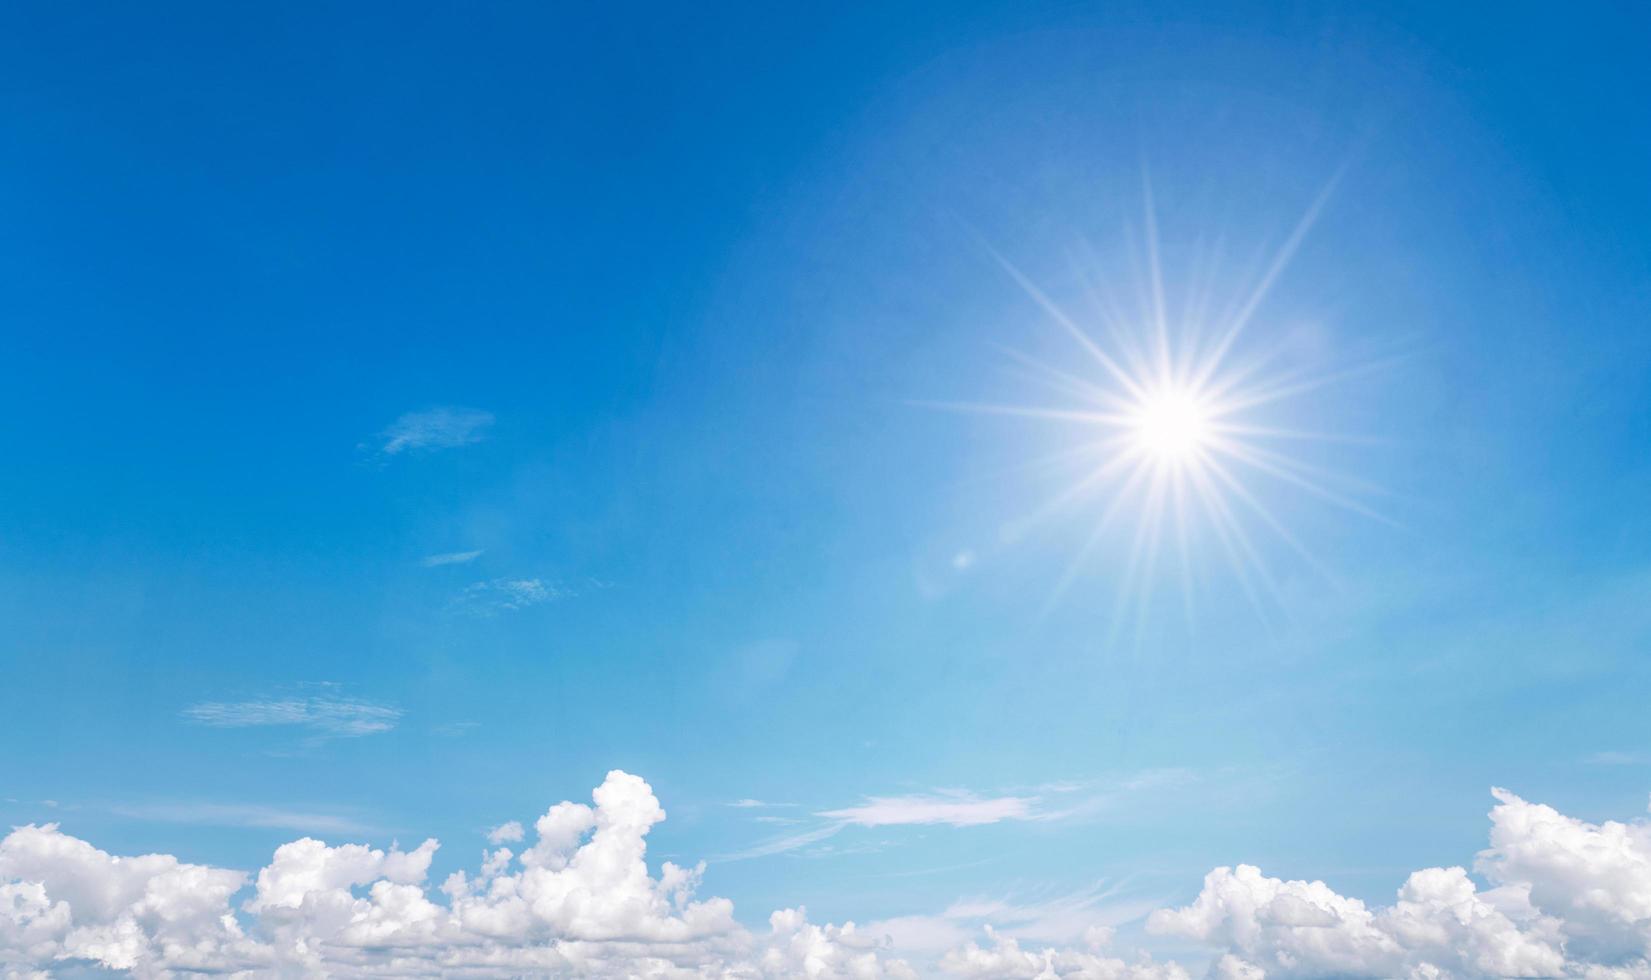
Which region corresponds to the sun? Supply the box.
[928,182,1389,625]
[1129,386,1213,463]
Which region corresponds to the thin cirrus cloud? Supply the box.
[818,792,1041,828]
[716,821,848,861]
[110,802,374,836]
[375,406,493,456]
[719,790,1046,861]
[420,549,484,567]
[868,881,1161,956]
[450,577,572,615]
[1585,750,1650,766]
[720,774,1197,862]
[180,695,402,744]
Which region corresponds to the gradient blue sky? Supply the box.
[2,0,1650,966]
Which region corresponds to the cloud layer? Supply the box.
[7,775,1651,978]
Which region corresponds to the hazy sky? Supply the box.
[2,2,1650,977]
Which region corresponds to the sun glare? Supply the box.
[931,181,1389,626]
[1130,387,1212,463]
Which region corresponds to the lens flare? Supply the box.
[928,182,1392,628]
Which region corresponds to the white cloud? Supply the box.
[451,577,571,615]
[1474,786,1651,964]
[725,783,1084,861]
[486,821,524,845]
[0,821,263,975]
[180,694,402,745]
[939,925,1187,979]
[819,792,1040,828]
[421,549,484,567]
[11,779,1651,978]
[718,822,848,861]
[0,770,918,978]
[376,406,493,456]
[1146,785,1651,977]
[764,907,918,979]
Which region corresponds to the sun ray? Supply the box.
[1141,175,1175,384]
[984,245,1151,403]
[992,345,1138,412]
[1187,462,1278,626]
[1191,171,1343,391]
[946,188,1385,627]
[1019,442,1144,529]
[1170,465,1196,629]
[1038,459,1159,618]
[1213,353,1407,415]
[1210,437,1395,524]
[1200,453,1338,585]
[912,400,1135,427]
[1206,422,1385,446]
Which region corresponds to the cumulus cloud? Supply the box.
[764,907,918,979]
[0,821,262,975]
[1147,785,1651,978]
[486,821,524,845]
[10,780,1651,978]
[376,406,493,456]
[1475,786,1651,965]
[180,694,402,745]
[940,925,1187,979]
[0,771,917,979]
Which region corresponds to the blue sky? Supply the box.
[2,2,1650,976]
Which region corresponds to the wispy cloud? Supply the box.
[375,406,493,456]
[720,791,1041,862]
[112,802,374,836]
[721,771,1195,862]
[818,792,1040,827]
[869,881,1162,954]
[450,578,571,615]
[181,694,402,745]
[1585,750,1650,766]
[421,549,484,567]
[717,822,846,861]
